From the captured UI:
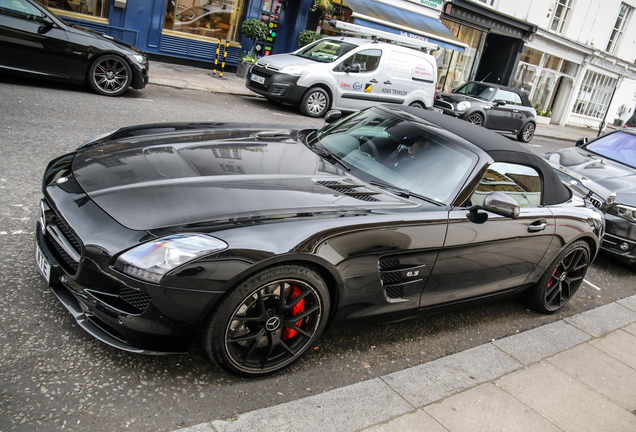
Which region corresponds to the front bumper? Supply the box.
[245,65,306,105]
[600,214,636,265]
[131,62,149,90]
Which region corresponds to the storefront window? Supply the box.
[164,0,244,41]
[574,71,617,119]
[543,54,561,71]
[513,63,536,94]
[559,60,579,76]
[37,0,107,18]
[437,20,484,92]
[520,47,542,66]
[532,71,556,111]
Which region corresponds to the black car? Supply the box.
[0,0,148,96]
[624,113,636,128]
[541,129,636,266]
[433,81,537,143]
[35,106,603,376]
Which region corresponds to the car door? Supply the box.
[0,0,69,76]
[377,48,412,105]
[334,48,383,111]
[420,162,555,307]
[485,89,524,132]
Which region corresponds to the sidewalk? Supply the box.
[175,295,636,432]
[147,61,617,142]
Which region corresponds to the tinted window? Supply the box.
[586,131,636,169]
[497,90,522,105]
[471,162,542,207]
[0,0,43,21]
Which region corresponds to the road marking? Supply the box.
[584,279,601,290]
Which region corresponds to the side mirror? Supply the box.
[323,110,342,125]
[575,137,588,147]
[38,15,55,34]
[344,63,361,73]
[494,100,506,106]
[467,191,520,223]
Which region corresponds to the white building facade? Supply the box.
[470,0,636,129]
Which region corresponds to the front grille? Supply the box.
[251,66,273,78]
[119,286,152,312]
[48,237,79,272]
[56,216,82,252]
[434,100,453,110]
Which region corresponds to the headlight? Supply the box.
[608,204,636,223]
[132,54,147,65]
[117,234,228,284]
[457,101,471,111]
[279,65,309,76]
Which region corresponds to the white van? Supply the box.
[245,25,438,117]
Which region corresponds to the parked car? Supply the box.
[433,81,537,143]
[623,113,636,128]
[0,0,148,96]
[541,128,636,267]
[245,29,438,118]
[35,105,603,377]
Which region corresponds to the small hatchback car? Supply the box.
[433,81,537,143]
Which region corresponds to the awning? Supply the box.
[343,0,467,53]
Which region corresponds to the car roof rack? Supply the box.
[327,20,439,53]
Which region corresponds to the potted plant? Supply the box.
[535,104,552,124]
[237,19,267,77]
[296,30,322,48]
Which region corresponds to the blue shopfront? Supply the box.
[44,0,319,68]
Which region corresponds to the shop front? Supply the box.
[438,0,536,92]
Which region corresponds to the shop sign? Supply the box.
[591,57,636,80]
[405,0,443,11]
[444,4,526,38]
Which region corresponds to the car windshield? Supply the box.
[295,40,357,63]
[310,107,478,203]
[586,131,636,169]
[454,82,496,101]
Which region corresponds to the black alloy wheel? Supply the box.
[88,55,132,96]
[203,265,330,376]
[527,241,591,313]
[518,122,536,143]
[466,113,484,126]
[299,87,330,117]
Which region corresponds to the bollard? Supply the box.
[219,40,229,79]
[212,39,221,76]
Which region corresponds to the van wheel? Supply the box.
[409,101,425,109]
[300,88,330,117]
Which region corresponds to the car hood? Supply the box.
[71,126,417,230]
[254,54,321,69]
[437,92,485,105]
[67,24,143,55]
[543,147,636,205]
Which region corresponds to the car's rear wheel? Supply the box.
[299,87,330,117]
[202,264,330,376]
[518,122,536,142]
[466,113,484,126]
[88,55,132,97]
[409,101,425,109]
[526,241,591,313]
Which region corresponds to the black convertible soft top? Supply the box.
[395,105,572,206]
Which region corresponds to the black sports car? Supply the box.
[433,81,537,143]
[0,0,148,96]
[35,105,603,376]
[541,129,636,266]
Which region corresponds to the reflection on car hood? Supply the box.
[544,147,636,205]
[68,25,141,55]
[71,127,417,230]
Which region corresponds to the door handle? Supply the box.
[384,80,392,85]
[369,79,378,83]
[527,219,547,232]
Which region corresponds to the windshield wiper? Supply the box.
[369,181,441,205]
[313,145,350,170]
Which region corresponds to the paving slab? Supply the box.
[617,294,636,312]
[424,382,562,432]
[381,344,521,407]
[208,378,414,432]
[589,329,636,370]
[564,302,636,337]
[492,320,590,365]
[547,343,636,411]
[624,322,636,336]
[363,409,448,432]
[497,361,636,432]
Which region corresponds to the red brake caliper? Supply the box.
[282,285,305,340]
[547,267,558,288]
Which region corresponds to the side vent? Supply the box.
[317,180,380,202]
[379,257,426,303]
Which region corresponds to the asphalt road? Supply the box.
[1,77,634,432]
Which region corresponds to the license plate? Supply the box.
[250,74,265,84]
[433,107,444,113]
[35,241,51,283]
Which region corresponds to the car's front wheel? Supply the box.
[518,122,536,142]
[466,113,484,126]
[299,87,330,117]
[202,264,330,376]
[88,55,132,97]
[526,240,591,313]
